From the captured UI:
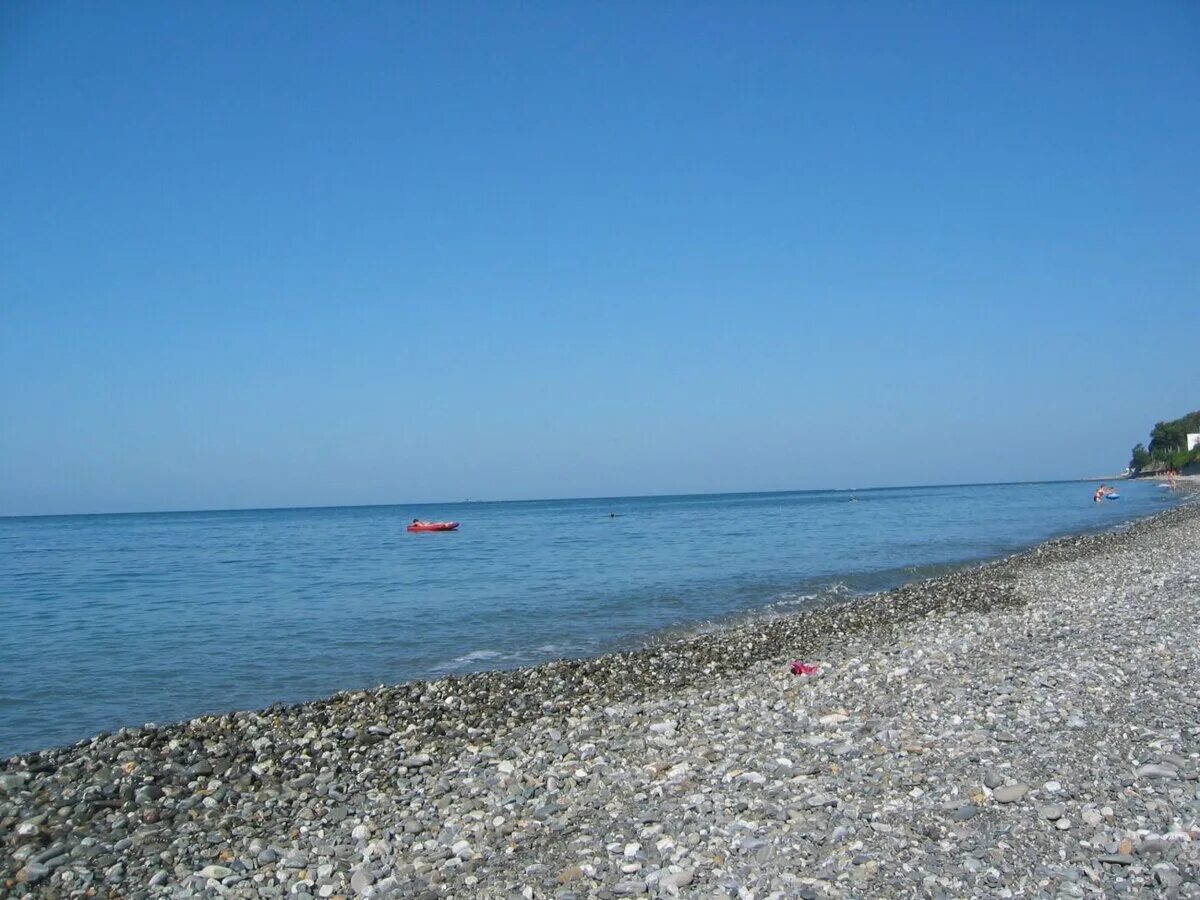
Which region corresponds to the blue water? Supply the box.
[0,481,1176,757]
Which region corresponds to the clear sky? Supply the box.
[2,2,1197,516]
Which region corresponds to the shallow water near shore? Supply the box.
[0,480,1177,757]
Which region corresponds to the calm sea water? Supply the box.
[0,481,1176,757]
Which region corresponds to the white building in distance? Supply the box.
[1189,433,1200,452]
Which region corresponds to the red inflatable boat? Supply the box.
[407,521,459,532]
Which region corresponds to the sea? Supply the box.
[0,480,1178,758]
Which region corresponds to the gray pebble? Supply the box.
[993,783,1028,803]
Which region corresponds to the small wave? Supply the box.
[768,581,854,610]
[444,649,504,666]
[430,640,599,677]
[431,646,551,674]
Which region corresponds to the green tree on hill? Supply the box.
[1149,420,1188,456]
[1129,410,1200,472]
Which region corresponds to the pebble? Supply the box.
[557,864,584,884]
[0,773,29,793]
[992,783,1029,803]
[18,862,50,884]
[1134,763,1178,779]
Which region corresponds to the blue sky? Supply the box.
[2,2,1197,515]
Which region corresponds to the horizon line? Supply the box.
[0,475,1120,521]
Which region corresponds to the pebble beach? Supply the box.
[3,495,1198,899]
